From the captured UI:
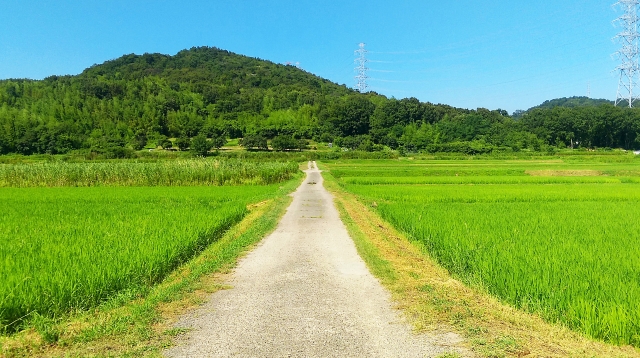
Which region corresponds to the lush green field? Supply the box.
[323,156,640,346]
[0,160,301,333]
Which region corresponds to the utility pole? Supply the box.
[614,0,640,108]
[354,43,369,93]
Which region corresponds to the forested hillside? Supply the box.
[530,96,613,110]
[0,46,639,156]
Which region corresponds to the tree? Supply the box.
[157,135,173,149]
[131,130,147,150]
[175,136,190,151]
[324,96,375,137]
[296,138,309,151]
[240,134,268,151]
[211,135,227,151]
[190,134,212,156]
[271,135,297,151]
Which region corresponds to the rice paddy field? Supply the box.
[322,156,640,347]
[0,159,300,333]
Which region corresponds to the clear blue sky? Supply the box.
[0,0,621,113]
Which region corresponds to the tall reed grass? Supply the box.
[0,159,299,187]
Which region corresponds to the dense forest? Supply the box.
[0,46,639,156]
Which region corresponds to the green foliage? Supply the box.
[271,135,299,151]
[0,47,354,156]
[175,136,190,151]
[530,96,613,110]
[240,134,268,151]
[211,135,227,150]
[323,95,375,137]
[157,135,172,149]
[326,159,640,347]
[190,134,212,156]
[521,105,640,150]
[131,130,148,150]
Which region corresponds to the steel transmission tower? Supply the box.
[614,0,640,108]
[354,43,369,93]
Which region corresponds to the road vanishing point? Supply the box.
[165,162,465,357]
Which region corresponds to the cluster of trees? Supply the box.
[0,47,638,157]
[526,96,613,111]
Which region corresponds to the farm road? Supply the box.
[165,162,465,357]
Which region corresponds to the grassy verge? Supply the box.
[321,168,640,358]
[0,175,302,358]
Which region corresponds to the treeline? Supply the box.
[0,46,638,157]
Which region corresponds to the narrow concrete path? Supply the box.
[165,162,464,357]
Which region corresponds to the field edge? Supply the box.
[320,167,640,358]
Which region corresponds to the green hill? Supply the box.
[0,47,639,156]
[529,96,613,110]
[0,47,363,156]
[0,47,467,156]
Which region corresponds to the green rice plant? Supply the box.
[340,176,626,185]
[323,159,640,347]
[373,198,640,346]
[345,183,640,204]
[0,184,292,332]
[323,158,640,181]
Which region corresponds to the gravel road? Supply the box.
[164,162,466,357]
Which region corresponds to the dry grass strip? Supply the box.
[526,170,603,177]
